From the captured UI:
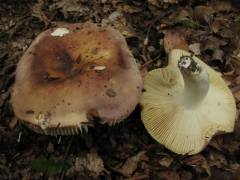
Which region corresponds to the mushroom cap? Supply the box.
[140,49,236,155]
[11,22,143,135]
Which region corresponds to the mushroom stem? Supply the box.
[178,55,210,109]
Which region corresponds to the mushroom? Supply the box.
[140,49,236,155]
[11,22,143,135]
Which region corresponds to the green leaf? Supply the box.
[179,18,196,28]
[31,155,72,175]
[177,18,208,30]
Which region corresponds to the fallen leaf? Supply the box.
[183,154,211,176]
[212,49,224,62]
[211,166,234,180]
[219,28,234,39]
[194,5,215,24]
[202,36,223,53]
[210,19,222,33]
[220,136,240,154]
[101,11,136,38]
[178,170,192,180]
[159,156,173,168]
[117,4,142,14]
[31,1,49,26]
[234,90,240,101]
[50,0,90,19]
[171,8,192,22]
[189,43,201,55]
[230,163,240,179]
[163,0,178,4]
[147,0,159,7]
[8,117,18,129]
[66,152,105,178]
[236,76,240,85]
[156,170,180,180]
[211,0,232,12]
[163,31,189,54]
[114,151,146,177]
[208,151,227,168]
[208,137,224,151]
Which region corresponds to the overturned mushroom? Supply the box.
[11,22,143,135]
[141,49,236,155]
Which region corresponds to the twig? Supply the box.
[140,53,161,70]
[140,59,155,69]
[142,18,156,63]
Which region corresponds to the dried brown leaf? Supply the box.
[114,151,146,177]
[102,11,136,38]
[170,8,192,22]
[183,154,211,176]
[210,19,221,33]
[234,91,240,101]
[178,170,192,180]
[157,170,180,180]
[212,49,224,62]
[219,28,234,39]
[159,156,173,168]
[66,152,105,178]
[9,117,18,129]
[189,43,201,55]
[208,151,227,168]
[147,0,159,7]
[194,5,215,24]
[211,166,234,180]
[202,36,223,52]
[211,0,232,12]
[163,0,178,4]
[31,1,49,26]
[163,31,189,54]
[50,0,90,18]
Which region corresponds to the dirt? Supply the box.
[1,0,240,179]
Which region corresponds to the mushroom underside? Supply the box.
[140,49,236,155]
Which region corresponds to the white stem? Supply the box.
[178,56,210,109]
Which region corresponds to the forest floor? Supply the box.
[1,0,240,179]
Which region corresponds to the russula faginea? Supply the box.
[11,22,143,135]
[140,49,236,155]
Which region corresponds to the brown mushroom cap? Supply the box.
[11,22,143,135]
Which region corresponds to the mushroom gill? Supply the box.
[140,49,236,155]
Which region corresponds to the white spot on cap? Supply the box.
[51,28,70,37]
[94,66,106,71]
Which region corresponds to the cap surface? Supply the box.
[11,22,143,135]
[141,49,236,155]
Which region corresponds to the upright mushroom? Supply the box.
[141,49,236,155]
[11,22,143,135]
